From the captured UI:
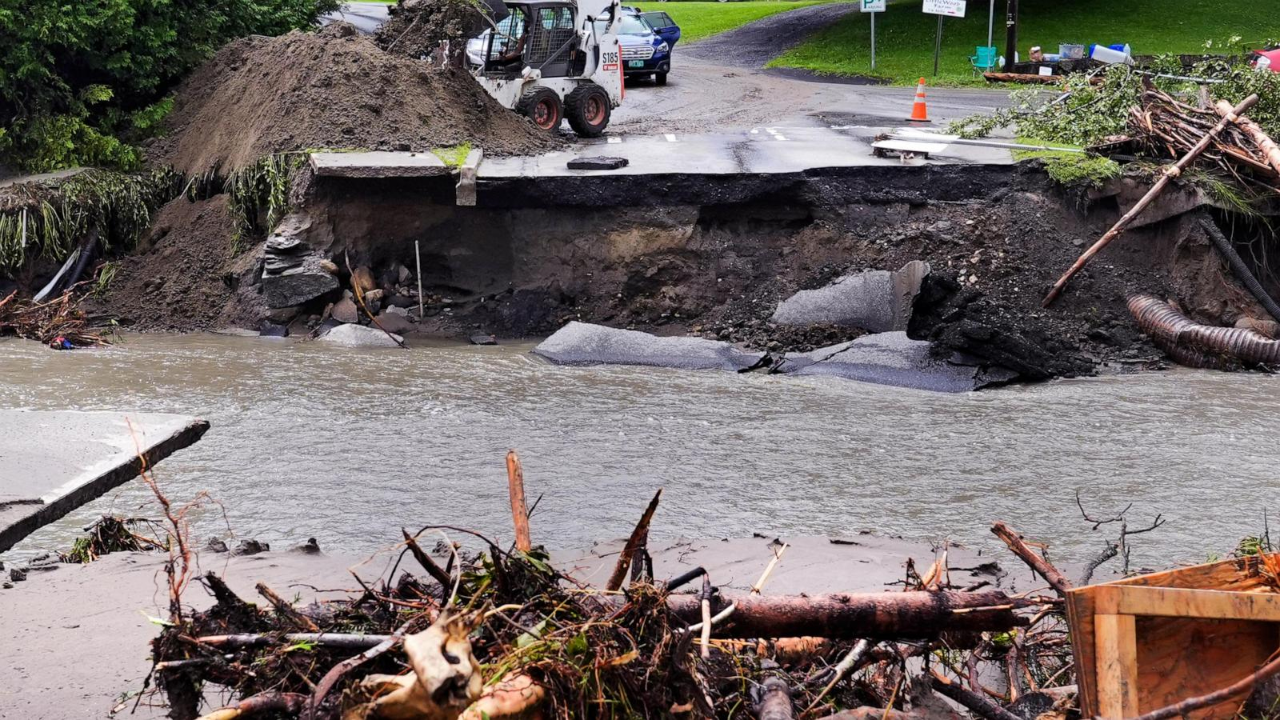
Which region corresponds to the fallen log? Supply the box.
[194,590,1030,651]
[931,674,1022,720]
[196,692,307,720]
[1043,94,1260,307]
[1215,99,1280,175]
[990,522,1074,596]
[756,677,795,720]
[664,590,1032,639]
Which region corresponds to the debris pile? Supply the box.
[1124,88,1280,194]
[140,453,1073,720]
[0,288,110,347]
[147,24,558,177]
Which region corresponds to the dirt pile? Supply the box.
[376,0,493,60]
[89,196,264,331]
[147,24,557,175]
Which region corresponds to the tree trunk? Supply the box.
[664,590,1027,639]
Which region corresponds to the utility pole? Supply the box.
[1003,0,1018,71]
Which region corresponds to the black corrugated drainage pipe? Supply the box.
[1128,294,1280,369]
[1200,216,1280,324]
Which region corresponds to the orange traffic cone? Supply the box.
[908,78,931,122]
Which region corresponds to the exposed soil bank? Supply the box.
[96,161,1273,382]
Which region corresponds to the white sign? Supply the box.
[861,0,885,12]
[922,0,966,18]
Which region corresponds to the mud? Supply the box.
[146,24,557,176]
[87,196,265,332]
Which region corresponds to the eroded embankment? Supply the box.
[95,162,1272,381]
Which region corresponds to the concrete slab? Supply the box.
[0,411,209,553]
[310,151,450,179]
[479,125,1013,181]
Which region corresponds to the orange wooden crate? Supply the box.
[1066,554,1280,719]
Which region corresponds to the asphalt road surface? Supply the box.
[321,1,390,34]
[323,1,1010,136]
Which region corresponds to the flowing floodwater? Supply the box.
[2,333,1277,566]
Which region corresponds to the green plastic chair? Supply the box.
[970,46,999,74]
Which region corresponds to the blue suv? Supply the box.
[601,8,681,85]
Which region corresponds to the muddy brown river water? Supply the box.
[1,333,1276,567]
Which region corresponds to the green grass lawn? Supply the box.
[353,1,824,42]
[769,0,1276,86]
[629,1,825,43]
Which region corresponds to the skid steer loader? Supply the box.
[472,0,623,137]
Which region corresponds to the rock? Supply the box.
[364,288,384,304]
[533,322,763,371]
[331,297,360,324]
[352,266,377,294]
[771,261,930,333]
[777,332,1017,393]
[388,294,416,309]
[397,264,412,284]
[1236,316,1280,339]
[266,305,301,323]
[469,334,498,346]
[319,259,339,274]
[261,213,341,308]
[568,156,629,170]
[386,305,409,317]
[231,539,270,556]
[318,323,404,348]
[9,567,27,582]
[374,311,414,334]
[259,321,289,337]
[290,537,322,555]
[262,256,340,308]
[206,537,229,553]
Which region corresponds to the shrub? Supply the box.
[0,0,340,173]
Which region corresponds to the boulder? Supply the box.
[262,257,339,308]
[260,213,340,308]
[331,297,360,324]
[375,311,414,334]
[318,323,404,348]
[259,321,289,338]
[470,334,498,346]
[533,322,763,371]
[777,332,1017,393]
[266,305,300,323]
[771,261,930,333]
[351,266,377,294]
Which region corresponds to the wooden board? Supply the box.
[1068,554,1280,719]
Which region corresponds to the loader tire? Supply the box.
[565,84,611,138]
[517,88,563,132]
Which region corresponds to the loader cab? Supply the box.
[483,1,584,78]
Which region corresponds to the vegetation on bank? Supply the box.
[640,1,824,44]
[769,0,1279,86]
[0,0,339,174]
